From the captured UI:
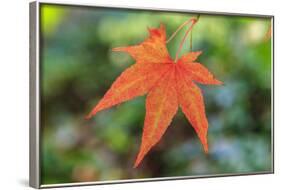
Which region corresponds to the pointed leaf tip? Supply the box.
[134,155,142,168]
[202,138,209,153]
[85,110,95,120]
[84,115,91,120]
[112,47,127,52]
[204,145,209,153]
[178,51,203,63]
[214,79,223,85]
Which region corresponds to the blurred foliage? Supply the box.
[40,4,272,184]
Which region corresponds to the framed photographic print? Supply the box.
[29,1,274,188]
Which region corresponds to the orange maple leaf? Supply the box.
[86,23,222,168]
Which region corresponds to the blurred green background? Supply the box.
[40,4,272,184]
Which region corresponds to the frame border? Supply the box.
[30,1,40,188]
[29,1,274,188]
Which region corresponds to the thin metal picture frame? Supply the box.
[29,0,274,188]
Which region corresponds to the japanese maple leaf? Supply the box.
[86,24,222,167]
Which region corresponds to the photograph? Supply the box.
[32,2,273,188]
[1,0,279,189]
